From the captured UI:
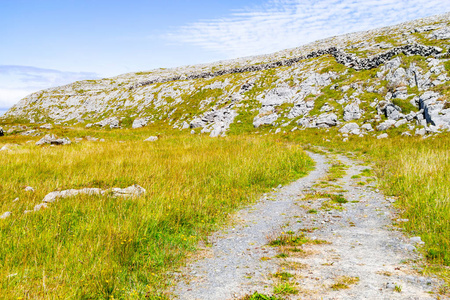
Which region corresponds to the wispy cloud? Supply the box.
[0,65,100,110]
[167,0,447,58]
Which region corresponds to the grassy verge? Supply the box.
[0,133,313,299]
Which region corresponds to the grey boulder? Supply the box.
[36,134,71,146]
[315,113,338,128]
[132,117,150,129]
[339,123,359,134]
[376,120,396,131]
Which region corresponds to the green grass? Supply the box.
[273,282,298,295]
[269,233,328,247]
[330,276,359,290]
[0,132,313,299]
[241,292,283,300]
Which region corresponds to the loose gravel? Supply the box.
[171,152,447,299]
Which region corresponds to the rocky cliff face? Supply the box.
[3,13,450,137]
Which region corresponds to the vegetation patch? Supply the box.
[273,282,299,295]
[330,276,360,290]
[0,133,313,299]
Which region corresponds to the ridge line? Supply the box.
[130,44,443,90]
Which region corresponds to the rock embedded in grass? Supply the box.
[43,188,104,203]
[339,123,360,134]
[111,184,146,197]
[36,134,71,146]
[39,123,53,130]
[144,136,158,142]
[132,117,150,129]
[0,211,11,219]
[24,186,35,192]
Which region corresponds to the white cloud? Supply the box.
[0,66,100,110]
[167,0,448,58]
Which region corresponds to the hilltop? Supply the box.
[2,13,450,139]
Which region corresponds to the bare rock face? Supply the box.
[253,113,279,128]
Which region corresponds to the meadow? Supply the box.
[0,128,313,299]
[0,124,449,298]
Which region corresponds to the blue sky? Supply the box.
[1,0,448,114]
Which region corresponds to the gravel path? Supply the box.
[171,152,446,299]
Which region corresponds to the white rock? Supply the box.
[343,102,362,121]
[36,134,71,146]
[361,124,373,132]
[144,136,158,142]
[253,113,279,128]
[111,184,146,198]
[395,119,407,128]
[42,188,104,203]
[415,128,426,136]
[376,120,396,131]
[339,123,359,134]
[34,203,48,211]
[39,124,53,130]
[25,186,35,192]
[0,212,12,219]
[377,133,388,139]
[132,117,150,129]
[410,236,425,245]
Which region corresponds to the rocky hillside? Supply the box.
[3,13,450,137]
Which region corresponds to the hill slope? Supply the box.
[3,13,450,137]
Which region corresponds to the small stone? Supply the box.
[394,119,407,128]
[39,124,53,130]
[144,136,158,142]
[410,236,425,245]
[386,282,396,289]
[377,133,388,139]
[24,186,35,192]
[415,128,426,136]
[34,203,48,211]
[0,211,12,219]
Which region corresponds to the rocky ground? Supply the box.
[171,151,447,300]
[2,13,449,141]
